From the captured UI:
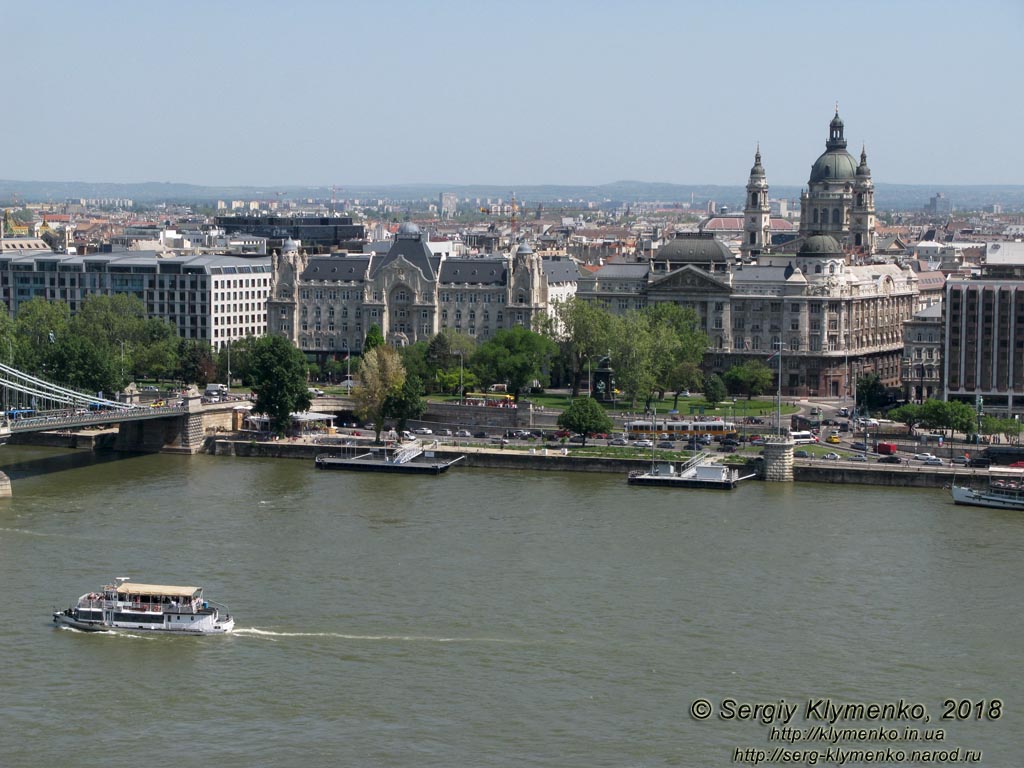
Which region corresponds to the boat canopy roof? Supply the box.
[115,583,200,598]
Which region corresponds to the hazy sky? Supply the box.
[6,0,1022,188]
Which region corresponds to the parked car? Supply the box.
[877,455,903,464]
[657,441,675,449]
[718,444,737,453]
[412,427,433,435]
[722,438,740,447]
[142,385,160,392]
[967,457,992,468]
[823,452,841,460]
[794,450,810,458]
[608,437,628,446]
[473,431,488,439]
[848,455,868,462]
[923,457,944,466]
[912,453,937,462]
[568,435,586,444]
[437,429,453,436]
[633,439,654,448]
[307,387,325,397]
[837,407,850,417]
[851,442,868,452]
[950,456,969,466]
[455,429,472,438]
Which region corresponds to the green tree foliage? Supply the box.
[132,319,179,382]
[13,297,71,374]
[176,339,216,387]
[723,360,775,400]
[557,397,613,446]
[472,326,556,403]
[856,373,888,413]
[383,374,426,432]
[544,297,614,397]
[703,373,727,408]
[364,324,385,352]
[667,361,704,409]
[606,304,707,409]
[888,403,921,434]
[248,335,312,436]
[353,345,406,443]
[49,334,121,395]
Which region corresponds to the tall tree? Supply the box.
[557,397,613,446]
[545,297,613,397]
[364,324,385,352]
[353,345,406,443]
[471,326,557,403]
[248,335,311,436]
[177,339,216,386]
[723,360,775,400]
[383,374,426,432]
[13,297,71,376]
[703,373,727,408]
[856,373,887,413]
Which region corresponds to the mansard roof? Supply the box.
[438,258,507,285]
[301,255,369,281]
[370,227,437,280]
[541,256,582,284]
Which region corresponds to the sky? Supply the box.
[5,0,1023,188]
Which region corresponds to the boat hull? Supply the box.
[627,475,741,490]
[52,610,234,635]
[951,485,1024,510]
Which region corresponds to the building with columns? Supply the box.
[578,111,916,398]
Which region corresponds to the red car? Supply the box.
[1009,461,1024,468]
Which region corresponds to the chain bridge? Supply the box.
[0,364,241,490]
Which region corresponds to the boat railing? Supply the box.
[679,451,712,473]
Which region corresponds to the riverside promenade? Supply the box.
[205,434,982,488]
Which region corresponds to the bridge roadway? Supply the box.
[0,404,188,439]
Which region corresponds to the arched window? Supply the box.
[857,193,864,206]
[832,208,841,225]
[813,209,819,224]
[829,264,836,275]
[855,233,862,246]
[749,232,756,245]
[815,264,822,274]
[751,192,758,206]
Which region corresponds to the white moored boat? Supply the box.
[951,475,1024,511]
[53,577,234,634]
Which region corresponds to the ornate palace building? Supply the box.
[578,110,917,398]
[267,224,578,359]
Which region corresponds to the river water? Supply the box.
[0,446,1020,767]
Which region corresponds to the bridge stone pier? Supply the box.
[115,395,238,454]
[761,438,796,482]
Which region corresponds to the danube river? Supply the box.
[1,446,1021,767]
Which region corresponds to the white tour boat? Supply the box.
[950,473,1024,511]
[53,577,234,634]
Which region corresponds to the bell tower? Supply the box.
[741,145,771,260]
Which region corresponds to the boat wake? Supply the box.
[233,627,523,644]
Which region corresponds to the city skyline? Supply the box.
[6,0,1023,189]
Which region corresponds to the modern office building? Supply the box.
[944,242,1024,415]
[0,249,271,347]
[215,214,366,252]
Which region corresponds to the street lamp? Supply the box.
[225,340,231,395]
[455,350,464,405]
[342,339,351,389]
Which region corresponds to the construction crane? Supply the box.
[479,192,520,236]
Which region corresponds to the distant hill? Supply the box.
[0,178,1022,212]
